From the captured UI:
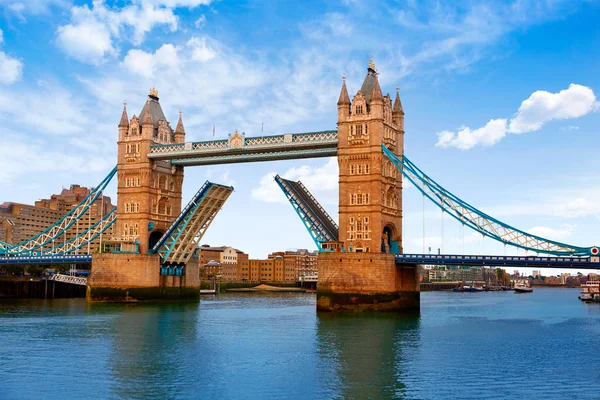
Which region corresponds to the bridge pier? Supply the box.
[317,252,420,312]
[87,254,200,302]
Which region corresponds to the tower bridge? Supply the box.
[1,60,598,309]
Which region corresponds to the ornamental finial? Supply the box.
[396,85,399,94]
[368,54,375,70]
[342,73,346,82]
[149,85,159,98]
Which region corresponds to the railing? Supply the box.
[49,273,87,286]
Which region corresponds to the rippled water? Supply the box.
[1,289,600,399]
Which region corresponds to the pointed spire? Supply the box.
[119,100,129,127]
[371,74,383,102]
[337,74,350,105]
[175,109,185,134]
[141,101,153,126]
[393,85,404,114]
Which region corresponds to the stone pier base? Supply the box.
[317,252,420,312]
[87,253,200,302]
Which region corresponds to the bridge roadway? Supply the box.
[396,254,600,269]
[0,254,92,265]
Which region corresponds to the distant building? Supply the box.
[0,185,114,252]
[198,245,317,283]
[532,270,541,278]
[427,265,484,282]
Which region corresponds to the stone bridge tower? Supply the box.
[317,60,418,312]
[336,60,404,253]
[115,88,185,254]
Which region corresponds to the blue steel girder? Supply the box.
[1,166,117,256]
[147,130,338,166]
[275,175,338,249]
[0,254,92,265]
[153,182,233,265]
[41,209,116,255]
[396,254,600,269]
[382,145,599,257]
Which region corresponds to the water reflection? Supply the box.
[317,312,420,399]
[103,302,199,399]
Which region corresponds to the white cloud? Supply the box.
[527,225,573,241]
[55,1,179,64]
[0,52,23,84]
[187,37,216,62]
[251,158,338,204]
[509,84,597,134]
[122,44,179,78]
[436,118,507,150]
[56,20,115,64]
[436,84,597,150]
[0,28,23,85]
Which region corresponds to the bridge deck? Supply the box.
[148,131,338,166]
[396,254,600,269]
[0,254,92,265]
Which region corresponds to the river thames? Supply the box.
[1,288,599,399]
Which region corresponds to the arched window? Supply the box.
[124,223,129,236]
[159,176,167,190]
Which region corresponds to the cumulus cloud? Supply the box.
[251,158,338,204]
[509,84,597,133]
[436,84,598,150]
[436,118,507,150]
[122,44,179,78]
[56,20,114,64]
[55,0,179,64]
[0,29,23,85]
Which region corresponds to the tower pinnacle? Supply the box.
[119,100,129,127]
[337,74,350,105]
[175,109,185,134]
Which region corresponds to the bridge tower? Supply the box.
[115,88,185,254]
[336,60,404,254]
[317,60,419,311]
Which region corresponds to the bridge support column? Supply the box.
[317,252,419,312]
[87,253,200,302]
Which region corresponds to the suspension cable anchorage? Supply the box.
[381,144,593,257]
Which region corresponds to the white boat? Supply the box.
[579,280,600,302]
[514,283,533,293]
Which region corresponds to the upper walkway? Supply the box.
[148,131,338,166]
[396,254,600,269]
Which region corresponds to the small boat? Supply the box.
[514,283,533,293]
[579,280,600,303]
[453,284,483,293]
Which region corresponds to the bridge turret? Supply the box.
[337,75,351,120]
[118,101,129,141]
[141,100,154,139]
[174,110,186,144]
[392,86,404,151]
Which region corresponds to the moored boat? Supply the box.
[514,283,533,293]
[579,280,600,302]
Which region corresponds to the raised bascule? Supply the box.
[1,59,599,309]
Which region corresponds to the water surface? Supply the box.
[1,288,599,399]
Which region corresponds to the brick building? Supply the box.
[198,245,316,283]
[0,185,114,252]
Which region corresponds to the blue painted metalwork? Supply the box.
[382,145,598,257]
[41,209,116,255]
[148,130,338,166]
[275,175,338,249]
[1,166,117,256]
[152,181,233,265]
[396,254,600,269]
[0,254,92,265]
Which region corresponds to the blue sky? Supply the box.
[0,0,599,275]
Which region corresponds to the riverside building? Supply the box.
[0,185,114,252]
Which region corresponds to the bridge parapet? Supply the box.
[148,130,338,165]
